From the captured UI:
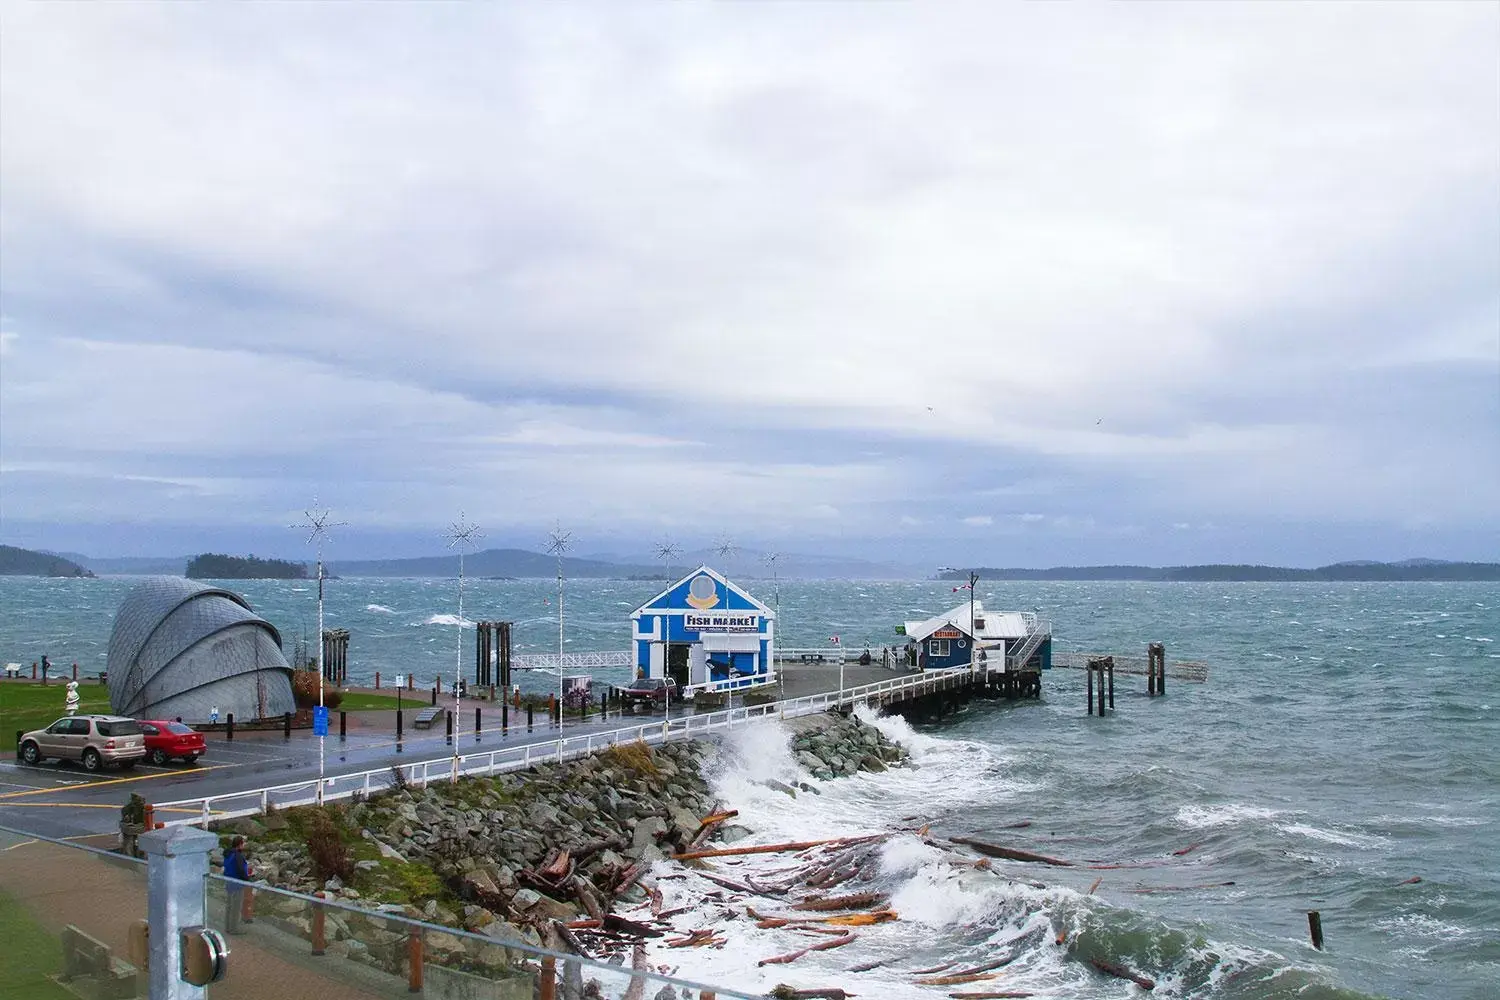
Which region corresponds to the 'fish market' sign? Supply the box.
[685,613,760,632]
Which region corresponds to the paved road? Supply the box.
[0,664,911,840]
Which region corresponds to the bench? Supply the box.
[412,707,445,730]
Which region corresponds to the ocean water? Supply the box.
[1,576,1496,998]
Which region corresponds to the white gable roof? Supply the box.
[903,601,1041,645]
[631,565,774,618]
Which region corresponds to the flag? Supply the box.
[829,635,840,644]
[952,583,972,592]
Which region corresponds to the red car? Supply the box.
[138,720,206,766]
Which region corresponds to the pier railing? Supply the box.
[152,666,988,829]
[509,649,632,673]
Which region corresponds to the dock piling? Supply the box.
[1308,910,1324,949]
[1087,661,1095,715]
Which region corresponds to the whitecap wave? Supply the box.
[419,613,475,627]
[1277,823,1386,849]
[1174,803,1282,829]
[365,604,397,614]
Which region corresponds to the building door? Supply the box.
[667,643,690,689]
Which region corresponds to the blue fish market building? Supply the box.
[631,566,776,697]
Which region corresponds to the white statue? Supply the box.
[64,680,80,715]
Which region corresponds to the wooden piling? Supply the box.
[406,928,423,992]
[1308,910,1324,949]
[1107,656,1115,709]
[375,671,381,690]
[1087,660,1094,715]
[311,892,327,955]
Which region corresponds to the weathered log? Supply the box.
[949,837,1074,867]
[768,988,856,1000]
[648,885,664,917]
[908,962,956,975]
[673,834,884,862]
[601,914,664,938]
[1089,958,1156,990]
[666,929,723,948]
[845,958,887,973]
[759,933,857,966]
[697,870,755,894]
[820,911,898,927]
[1123,881,1235,894]
[914,972,999,986]
[946,992,1034,999]
[1086,877,1103,895]
[1397,876,1422,886]
[572,875,605,923]
[1172,842,1202,857]
[552,919,593,960]
[947,955,1018,977]
[543,849,572,880]
[621,944,649,1000]
[615,863,645,894]
[793,892,889,912]
[1002,821,1033,830]
[564,919,602,930]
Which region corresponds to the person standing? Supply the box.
[223,836,252,933]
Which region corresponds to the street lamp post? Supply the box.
[446,513,482,783]
[292,501,345,806]
[547,524,572,726]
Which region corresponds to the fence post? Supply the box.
[139,824,217,1000]
[311,891,327,955]
[407,927,423,992]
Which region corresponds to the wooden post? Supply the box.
[430,686,437,706]
[283,712,292,739]
[375,671,381,690]
[1308,910,1324,949]
[241,886,255,924]
[1158,642,1166,696]
[407,927,423,992]
[1099,660,1107,715]
[474,706,481,738]
[527,704,534,732]
[538,955,556,1000]
[502,700,508,734]
[226,713,234,741]
[436,675,442,695]
[1087,659,1095,715]
[311,892,327,955]
[1107,656,1115,709]
[339,711,346,740]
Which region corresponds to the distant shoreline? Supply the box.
[937,562,1500,582]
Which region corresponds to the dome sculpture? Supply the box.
[107,577,295,722]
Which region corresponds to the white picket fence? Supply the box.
[152,666,987,829]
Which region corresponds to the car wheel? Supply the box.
[20,741,41,765]
[82,748,102,772]
[149,748,169,766]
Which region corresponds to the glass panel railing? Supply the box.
[204,873,757,999]
[0,827,148,999]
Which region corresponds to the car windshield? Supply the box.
[165,723,196,735]
[96,720,143,737]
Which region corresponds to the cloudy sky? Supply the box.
[1,2,1496,569]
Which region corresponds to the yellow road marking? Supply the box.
[0,802,135,809]
[2,831,118,849]
[0,763,236,800]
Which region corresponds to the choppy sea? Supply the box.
[1,576,1496,998]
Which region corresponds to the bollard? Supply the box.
[409,673,414,691]
[375,671,381,690]
[539,954,556,1000]
[226,713,234,741]
[31,662,36,679]
[527,704,534,733]
[311,891,327,955]
[445,711,453,744]
[1308,910,1324,949]
[72,663,78,681]
[474,706,481,738]
[143,804,154,830]
[1087,661,1094,715]
[283,711,292,739]
[436,676,442,695]
[502,701,508,735]
[339,711,347,740]
[407,927,423,992]
[396,710,404,741]
[430,687,437,706]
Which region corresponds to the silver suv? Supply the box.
[18,715,147,771]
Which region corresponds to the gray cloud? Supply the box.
[2,2,1496,565]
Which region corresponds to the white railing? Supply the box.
[509,650,633,673]
[1006,618,1051,671]
[152,665,989,828]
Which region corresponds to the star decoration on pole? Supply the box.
[290,499,346,804]
[445,512,482,780]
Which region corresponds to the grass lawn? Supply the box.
[0,889,72,1000]
[0,682,113,737]
[334,692,408,710]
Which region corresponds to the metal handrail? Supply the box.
[153,665,983,827]
[1006,618,1051,670]
[509,649,633,672]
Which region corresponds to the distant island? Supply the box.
[936,561,1500,582]
[186,553,309,580]
[0,545,95,577]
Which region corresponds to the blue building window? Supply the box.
[929,639,950,657]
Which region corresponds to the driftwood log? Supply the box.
[949,836,1074,867]
[1089,958,1156,990]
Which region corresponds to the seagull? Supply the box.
[926,406,935,413]
[1096,418,1103,425]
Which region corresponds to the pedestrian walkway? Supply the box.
[0,835,386,999]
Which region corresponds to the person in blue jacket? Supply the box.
[223,836,252,934]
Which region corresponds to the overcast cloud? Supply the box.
[1,2,1496,568]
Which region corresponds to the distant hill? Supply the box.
[68,554,190,575]
[0,545,95,577]
[186,553,309,580]
[329,548,661,579]
[937,561,1500,582]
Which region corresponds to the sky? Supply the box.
[1,2,1497,570]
